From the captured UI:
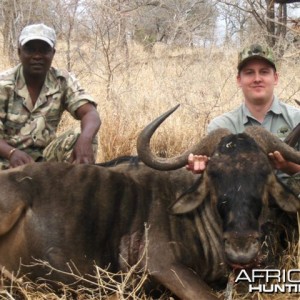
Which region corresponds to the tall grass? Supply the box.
[50,41,300,162]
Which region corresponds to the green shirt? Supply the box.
[0,64,96,150]
[207,97,300,180]
[208,97,300,141]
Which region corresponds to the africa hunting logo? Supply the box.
[235,269,300,293]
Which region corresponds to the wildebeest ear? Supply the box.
[169,174,209,214]
[268,174,300,212]
[0,171,29,236]
[0,198,26,236]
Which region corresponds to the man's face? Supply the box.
[18,40,55,78]
[237,59,278,105]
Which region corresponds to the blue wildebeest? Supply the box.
[0,105,300,299]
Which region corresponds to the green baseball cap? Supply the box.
[238,44,276,71]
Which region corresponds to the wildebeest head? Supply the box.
[137,105,300,269]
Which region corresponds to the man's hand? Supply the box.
[9,149,35,168]
[268,151,300,175]
[69,135,95,164]
[186,153,209,174]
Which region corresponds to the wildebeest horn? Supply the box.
[137,105,231,170]
[284,123,300,148]
[245,126,300,164]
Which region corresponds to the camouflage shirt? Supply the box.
[0,64,96,150]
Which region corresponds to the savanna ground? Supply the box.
[1,38,300,299]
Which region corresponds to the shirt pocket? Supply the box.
[42,94,64,130]
[44,111,63,131]
[4,118,26,136]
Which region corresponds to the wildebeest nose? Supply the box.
[224,235,260,265]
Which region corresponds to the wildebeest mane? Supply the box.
[172,175,203,205]
[95,155,140,167]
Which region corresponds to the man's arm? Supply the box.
[70,103,101,164]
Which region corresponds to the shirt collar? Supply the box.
[15,65,60,98]
[241,96,281,124]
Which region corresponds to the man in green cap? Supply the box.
[0,23,101,170]
[187,44,300,186]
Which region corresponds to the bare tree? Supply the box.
[216,0,299,50]
[217,1,251,44]
[51,0,82,72]
[275,0,300,3]
[128,0,218,47]
[0,0,58,63]
[72,0,131,103]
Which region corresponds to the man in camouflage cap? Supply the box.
[187,43,300,192]
[0,23,101,170]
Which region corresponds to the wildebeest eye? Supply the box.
[217,198,228,214]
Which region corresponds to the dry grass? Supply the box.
[0,226,173,300]
[0,238,299,299]
[0,264,151,300]
[0,40,300,299]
